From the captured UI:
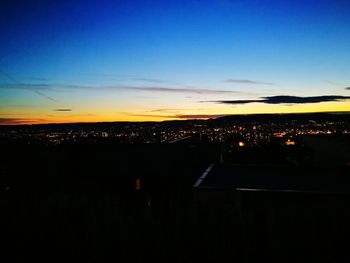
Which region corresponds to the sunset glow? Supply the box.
[1,0,350,125]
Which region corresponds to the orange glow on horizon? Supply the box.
[1,101,350,125]
[1,108,350,125]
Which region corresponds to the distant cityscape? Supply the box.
[1,112,349,145]
[2,112,350,263]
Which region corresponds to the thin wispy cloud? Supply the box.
[0,69,57,102]
[225,79,274,85]
[0,83,249,95]
[176,114,228,119]
[123,113,227,120]
[0,83,52,90]
[149,108,204,113]
[149,109,180,112]
[124,75,179,85]
[131,78,174,84]
[205,95,350,105]
[34,90,57,102]
[61,84,251,95]
[100,74,178,85]
[124,86,246,95]
[0,118,48,125]
[53,108,72,112]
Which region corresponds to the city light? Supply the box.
[238,141,245,147]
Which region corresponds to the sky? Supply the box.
[1,0,350,125]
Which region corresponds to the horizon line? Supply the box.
[1,110,350,127]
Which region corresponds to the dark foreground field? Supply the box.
[1,139,350,262]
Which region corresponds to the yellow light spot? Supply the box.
[285,139,295,146]
[238,141,245,147]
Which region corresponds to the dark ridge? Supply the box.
[210,112,350,124]
[0,112,350,131]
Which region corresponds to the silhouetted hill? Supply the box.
[210,112,350,124]
[1,112,350,131]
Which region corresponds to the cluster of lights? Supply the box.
[0,119,348,145]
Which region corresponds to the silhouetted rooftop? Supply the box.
[196,164,350,194]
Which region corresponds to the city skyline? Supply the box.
[1,0,350,125]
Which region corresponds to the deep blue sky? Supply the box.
[1,0,350,123]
